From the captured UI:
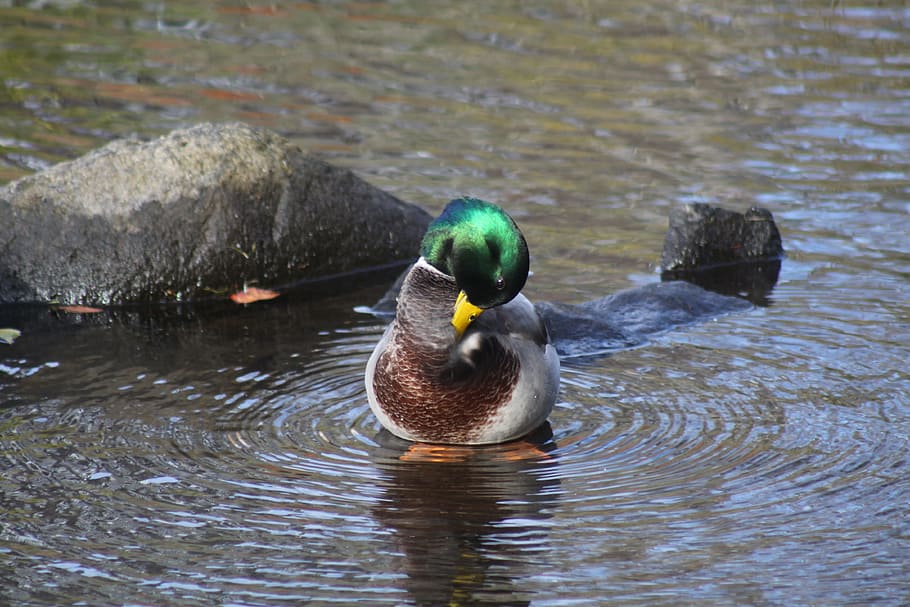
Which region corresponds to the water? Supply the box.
[2,1,909,605]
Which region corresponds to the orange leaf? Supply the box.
[200,88,261,102]
[56,305,104,314]
[230,287,280,304]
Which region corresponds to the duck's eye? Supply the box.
[495,276,505,290]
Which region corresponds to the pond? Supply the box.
[1,2,909,605]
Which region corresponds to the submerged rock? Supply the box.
[0,123,431,305]
[536,280,751,358]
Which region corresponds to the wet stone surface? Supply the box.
[0,123,430,305]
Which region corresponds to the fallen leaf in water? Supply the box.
[230,287,280,304]
[56,305,104,314]
[0,328,21,345]
[200,87,261,102]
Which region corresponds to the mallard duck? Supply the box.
[365,197,560,445]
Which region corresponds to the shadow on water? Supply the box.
[0,263,406,380]
[661,259,782,307]
[0,246,783,607]
[2,262,909,605]
[3,1,910,605]
[371,426,560,607]
[1,272,561,606]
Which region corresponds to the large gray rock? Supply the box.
[0,123,431,305]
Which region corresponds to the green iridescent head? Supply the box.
[420,197,530,309]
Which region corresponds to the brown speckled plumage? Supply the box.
[371,263,521,443]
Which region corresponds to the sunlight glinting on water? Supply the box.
[2,1,909,605]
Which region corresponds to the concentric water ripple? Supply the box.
[3,297,908,606]
[540,325,910,604]
[2,1,910,604]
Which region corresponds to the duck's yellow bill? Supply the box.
[452,290,485,338]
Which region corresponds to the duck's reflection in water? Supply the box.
[372,425,561,607]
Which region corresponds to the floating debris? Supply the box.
[0,328,21,345]
[230,287,280,304]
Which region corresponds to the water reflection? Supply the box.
[661,259,782,306]
[2,0,910,605]
[372,427,560,607]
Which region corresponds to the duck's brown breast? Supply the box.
[371,332,520,444]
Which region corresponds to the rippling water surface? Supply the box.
[2,2,909,606]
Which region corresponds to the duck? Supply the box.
[365,197,560,445]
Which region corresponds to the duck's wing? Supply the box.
[474,294,549,347]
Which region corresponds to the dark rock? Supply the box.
[660,203,783,305]
[0,123,431,305]
[660,204,783,271]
